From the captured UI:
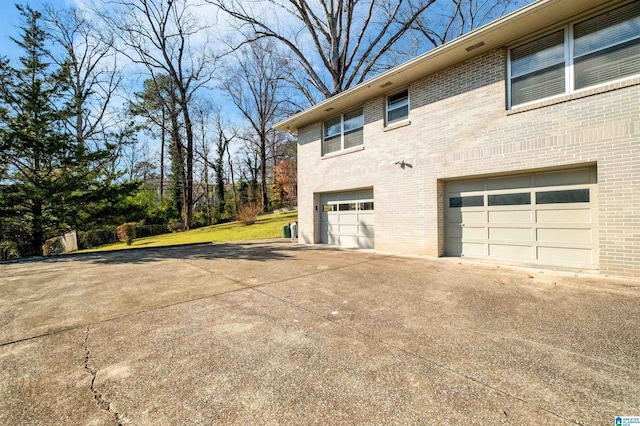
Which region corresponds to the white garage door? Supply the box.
[445,167,598,269]
[320,189,374,249]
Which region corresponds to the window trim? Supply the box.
[507,1,640,109]
[322,107,364,156]
[385,89,410,126]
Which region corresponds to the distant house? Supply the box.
[274,0,640,278]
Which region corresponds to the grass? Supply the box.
[78,210,298,253]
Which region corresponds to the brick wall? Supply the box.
[296,47,640,278]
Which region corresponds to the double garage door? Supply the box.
[445,167,598,269]
[320,189,374,249]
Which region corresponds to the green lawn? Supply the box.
[79,210,298,253]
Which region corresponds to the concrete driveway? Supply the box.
[1,241,639,425]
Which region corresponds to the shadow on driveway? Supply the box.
[41,240,332,265]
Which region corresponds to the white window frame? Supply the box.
[386,89,410,125]
[322,107,364,156]
[507,1,640,109]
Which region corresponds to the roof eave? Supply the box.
[273,0,612,134]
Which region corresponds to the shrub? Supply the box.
[167,218,185,233]
[0,241,20,260]
[235,202,263,226]
[135,224,170,238]
[192,209,214,228]
[77,228,118,249]
[116,222,137,245]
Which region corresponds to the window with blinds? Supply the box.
[322,108,364,155]
[510,30,566,106]
[573,2,640,90]
[509,2,640,107]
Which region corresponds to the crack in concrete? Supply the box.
[2,249,625,424]
[82,326,124,426]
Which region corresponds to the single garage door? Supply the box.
[445,167,598,269]
[320,189,374,249]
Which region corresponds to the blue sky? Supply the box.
[0,0,76,60]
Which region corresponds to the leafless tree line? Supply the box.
[31,0,528,228]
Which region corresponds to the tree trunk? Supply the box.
[169,104,185,219]
[202,130,212,226]
[215,143,226,220]
[260,133,268,213]
[226,143,238,215]
[180,90,194,230]
[32,198,43,256]
[160,107,165,199]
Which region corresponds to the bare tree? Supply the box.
[226,135,239,214]
[193,105,236,221]
[211,0,437,103]
[413,0,529,48]
[97,0,216,229]
[45,6,121,148]
[193,101,213,224]
[212,114,236,220]
[221,39,291,212]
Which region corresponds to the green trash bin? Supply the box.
[282,224,291,238]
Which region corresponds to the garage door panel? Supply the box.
[339,235,359,248]
[487,175,531,190]
[462,242,486,257]
[538,246,592,264]
[488,210,532,224]
[537,228,592,243]
[536,209,591,224]
[338,214,358,224]
[358,237,375,249]
[462,227,486,240]
[339,224,357,235]
[447,179,485,193]
[356,189,374,200]
[445,167,597,269]
[489,227,532,241]
[326,223,338,232]
[489,244,533,260]
[358,214,374,226]
[460,210,485,224]
[359,225,374,237]
[535,168,592,187]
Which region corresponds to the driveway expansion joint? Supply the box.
[82,325,124,426]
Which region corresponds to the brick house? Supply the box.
[274,0,640,278]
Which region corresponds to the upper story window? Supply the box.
[509,1,640,108]
[386,89,409,125]
[323,108,363,155]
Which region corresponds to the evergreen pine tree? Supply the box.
[0,5,135,256]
